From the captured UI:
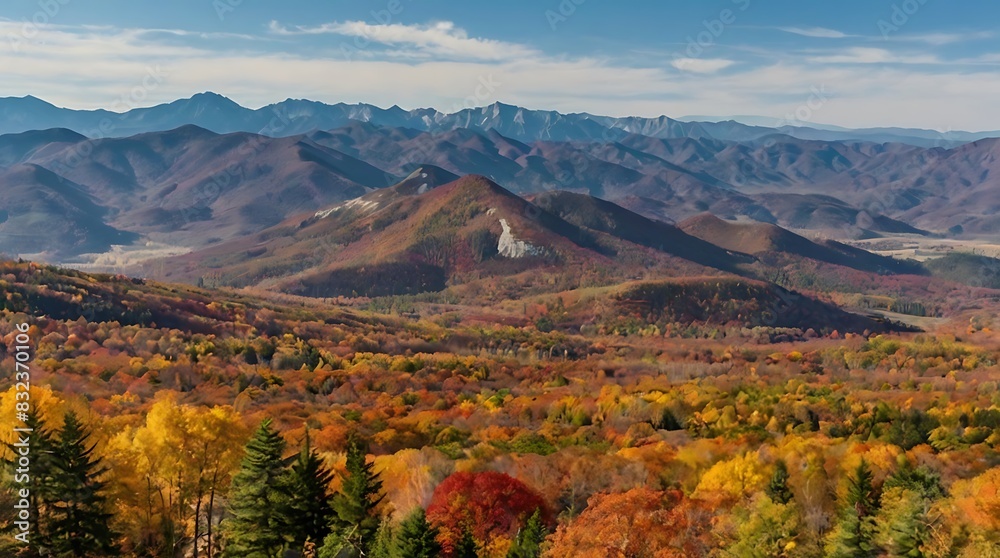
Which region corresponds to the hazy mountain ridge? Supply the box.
[2,93,993,148]
[0,125,403,257]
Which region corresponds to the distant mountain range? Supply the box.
[8,114,1000,262]
[678,114,1000,146]
[1,93,994,148]
[5,92,999,334]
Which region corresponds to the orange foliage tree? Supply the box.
[545,488,715,558]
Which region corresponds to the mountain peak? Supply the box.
[132,123,218,142]
[378,165,460,196]
[188,92,242,107]
[190,91,231,101]
[1,95,57,109]
[448,174,512,197]
[483,101,519,117]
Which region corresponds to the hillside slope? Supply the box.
[677,213,924,274]
[159,175,753,297]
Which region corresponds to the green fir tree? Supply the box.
[825,459,879,558]
[395,508,441,558]
[367,519,395,558]
[767,460,794,505]
[507,509,547,558]
[46,411,119,557]
[222,418,289,558]
[453,527,479,558]
[319,436,385,558]
[3,408,56,557]
[285,429,336,554]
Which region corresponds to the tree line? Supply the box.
[4,413,548,558]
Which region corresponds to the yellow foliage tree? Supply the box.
[108,397,249,557]
[694,452,768,501]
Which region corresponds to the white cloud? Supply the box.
[807,47,938,65]
[670,58,735,74]
[960,52,1000,64]
[779,26,851,39]
[136,28,270,42]
[896,31,995,45]
[267,20,539,61]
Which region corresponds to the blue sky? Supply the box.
[3,0,1000,130]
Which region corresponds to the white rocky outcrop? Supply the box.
[497,219,544,258]
[315,198,379,219]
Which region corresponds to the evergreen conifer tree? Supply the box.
[766,460,794,505]
[4,408,56,556]
[47,411,118,557]
[395,508,441,558]
[319,436,385,558]
[507,509,546,558]
[875,461,944,557]
[825,459,879,558]
[285,429,336,554]
[222,418,289,558]
[367,519,395,558]
[453,528,478,558]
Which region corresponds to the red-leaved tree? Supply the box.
[426,471,552,556]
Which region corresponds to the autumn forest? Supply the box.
[0,255,999,558]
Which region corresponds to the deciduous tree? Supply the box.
[545,488,713,558]
[427,471,551,555]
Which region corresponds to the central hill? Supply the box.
[160,174,754,298]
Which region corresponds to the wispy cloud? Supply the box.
[894,30,995,46]
[267,20,539,61]
[136,28,269,42]
[960,52,1000,64]
[778,26,852,39]
[807,47,938,65]
[671,58,735,74]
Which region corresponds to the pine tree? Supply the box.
[319,436,385,558]
[285,430,336,554]
[453,528,478,558]
[825,459,879,558]
[876,487,935,558]
[884,461,943,500]
[766,460,794,505]
[46,411,119,557]
[3,408,56,555]
[876,462,944,557]
[507,509,546,558]
[368,519,395,558]
[395,508,441,558]
[222,418,289,558]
